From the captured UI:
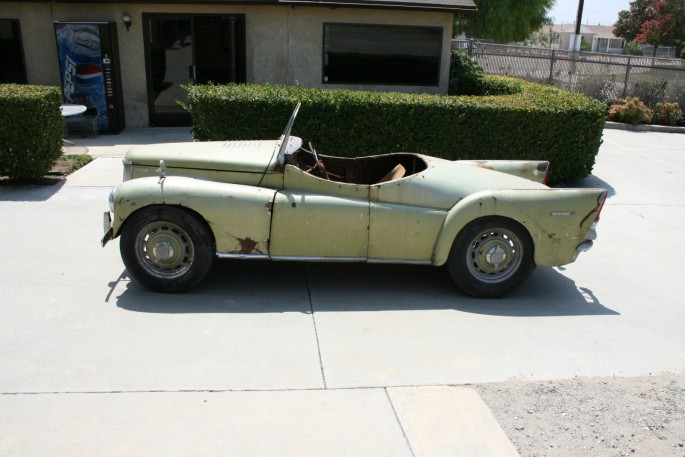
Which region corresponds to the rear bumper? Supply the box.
[576,222,598,253]
[576,240,593,252]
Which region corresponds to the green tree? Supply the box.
[454,0,555,42]
[623,40,645,55]
[614,0,657,42]
[526,23,560,48]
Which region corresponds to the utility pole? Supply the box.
[573,0,585,51]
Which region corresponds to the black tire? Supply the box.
[447,217,535,298]
[120,206,215,292]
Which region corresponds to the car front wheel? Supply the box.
[448,217,535,298]
[120,206,214,292]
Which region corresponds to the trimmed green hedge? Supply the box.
[0,84,63,180]
[183,80,605,184]
[449,51,523,96]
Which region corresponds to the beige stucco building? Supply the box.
[550,23,626,54]
[0,0,475,128]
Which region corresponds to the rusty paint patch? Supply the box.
[237,237,261,254]
[265,202,273,211]
[580,193,606,227]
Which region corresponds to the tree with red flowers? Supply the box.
[636,1,676,55]
[615,0,685,56]
[614,0,657,42]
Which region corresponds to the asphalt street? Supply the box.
[0,127,683,456]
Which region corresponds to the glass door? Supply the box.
[0,19,28,83]
[143,14,245,126]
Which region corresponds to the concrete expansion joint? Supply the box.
[384,387,418,457]
[303,263,328,389]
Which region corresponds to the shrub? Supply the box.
[0,84,63,180]
[575,75,619,101]
[449,51,485,96]
[448,51,523,96]
[653,102,682,126]
[624,41,644,56]
[182,81,605,185]
[664,79,685,109]
[608,97,652,125]
[628,79,667,108]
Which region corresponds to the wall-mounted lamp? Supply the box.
[122,13,132,32]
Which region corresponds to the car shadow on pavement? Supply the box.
[114,260,618,317]
[566,174,616,198]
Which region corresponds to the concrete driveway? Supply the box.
[0,128,683,456]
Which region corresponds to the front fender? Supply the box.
[433,188,607,267]
[111,177,276,255]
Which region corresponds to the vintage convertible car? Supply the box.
[102,104,606,297]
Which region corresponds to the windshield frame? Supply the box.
[275,102,302,166]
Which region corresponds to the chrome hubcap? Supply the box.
[135,221,194,279]
[485,245,507,267]
[466,228,522,283]
[152,240,175,261]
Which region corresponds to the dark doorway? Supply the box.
[143,14,246,126]
[0,19,28,84]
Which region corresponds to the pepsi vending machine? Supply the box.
[54,22,125,134]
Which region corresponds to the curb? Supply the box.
[604,121,685,134]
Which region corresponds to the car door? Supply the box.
[269,165,370,260]
[368,176,448,263]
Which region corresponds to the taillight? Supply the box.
[594,191,608,222]
[542,162,551,185]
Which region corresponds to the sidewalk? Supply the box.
[64,127,194,158]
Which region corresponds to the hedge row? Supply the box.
[183,80,606,184]
[0,84,63,180]
[449,51,523,96]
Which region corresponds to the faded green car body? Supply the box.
[103,105,606,295]
[107,144,603,266]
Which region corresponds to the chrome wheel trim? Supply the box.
[465,227,523,283]
[135,221,195,279]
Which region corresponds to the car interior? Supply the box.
[286,144,428,185]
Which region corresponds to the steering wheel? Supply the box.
[306,143,330,180]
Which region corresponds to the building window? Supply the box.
[323,23,442,86]
[0,19,27,83]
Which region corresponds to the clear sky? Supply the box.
[548,0,632,26]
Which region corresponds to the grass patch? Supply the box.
[48,154,93,176]
[0,154,93,186]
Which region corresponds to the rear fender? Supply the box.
[111,177,276,255]
[433,188,607,267]
[459,160,550,184]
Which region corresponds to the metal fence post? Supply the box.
[468,39,474,56]
[549,50,556,85]
[623,56,632,98]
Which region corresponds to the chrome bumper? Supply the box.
[101,211,114,247]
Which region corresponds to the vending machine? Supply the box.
[54,22,125,134]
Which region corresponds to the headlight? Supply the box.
[122,159,132,182]
[108,188,117,212]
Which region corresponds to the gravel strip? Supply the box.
[473,374,685,457]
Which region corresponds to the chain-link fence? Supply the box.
[452,40,685,108]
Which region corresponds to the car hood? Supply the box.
[125,140,280,173]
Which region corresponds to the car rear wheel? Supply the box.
[448,217,535,298]
[120,206,214,292]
